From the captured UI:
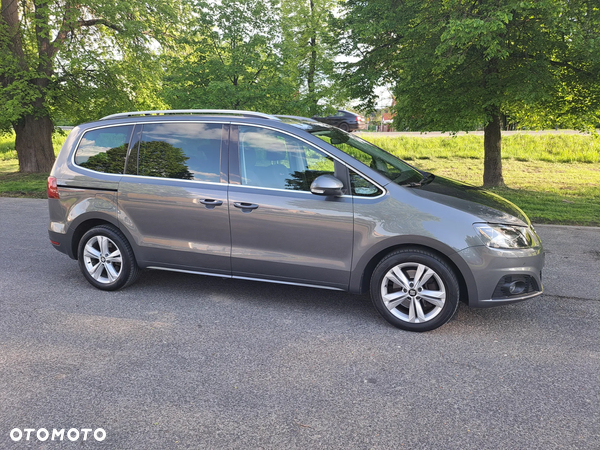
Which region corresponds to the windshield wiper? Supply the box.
[419,172,435,185]
[400,172,435,187]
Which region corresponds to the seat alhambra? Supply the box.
[48,110,544,331]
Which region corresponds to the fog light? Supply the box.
[507,281,526,295]
[493,275,539,299]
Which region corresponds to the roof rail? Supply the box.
[99,109,281,121]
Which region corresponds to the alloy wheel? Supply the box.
[82,235,123,284]
[380,262,446,323]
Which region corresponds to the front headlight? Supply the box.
[473,223,540,249]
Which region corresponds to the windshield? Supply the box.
[289,122,424,186]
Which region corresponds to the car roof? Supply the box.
[99,109,280,121]
[75,110,334,140]
[275,114,319,123]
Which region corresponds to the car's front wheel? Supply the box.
[78,225,140,291]
[370,249,460,332]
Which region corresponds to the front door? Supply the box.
[228,125,354,289]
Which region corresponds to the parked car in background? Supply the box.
[312,110,363,132]
[47,109,544,332]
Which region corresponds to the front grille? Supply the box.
[492,275,540,299]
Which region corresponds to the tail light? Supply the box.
[47,176,59,199]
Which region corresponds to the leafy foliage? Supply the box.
[162,0,348,116]
[338,0,600,131]
[281,0,346,116]
[336,0,600,184]
[162,0,298,113]
[0,0,184,172]
[79,143,129,174]
[0,0,182,127]
[138,141,193,180]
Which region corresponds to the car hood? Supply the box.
[408,175,531,227]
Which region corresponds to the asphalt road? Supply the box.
[1,198,598,449]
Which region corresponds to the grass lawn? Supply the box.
[0,132,67,198]
[362,133,600,163]
[1,131,599,225]
[412,158,599,226]
[364,134,600,226]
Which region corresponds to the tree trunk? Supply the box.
[3,0,56,173]
[483,111,505,187]
[307,0,317,116]
[14,113,55,173]
[307,36,317,116]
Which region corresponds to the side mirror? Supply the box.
[310,174,344,196]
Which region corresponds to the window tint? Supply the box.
[309,128,424,186]
[133,123,223,182]
[239,126,335,191]
[75,126,133,174]
[350,170,382,197]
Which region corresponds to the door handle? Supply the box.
[200,199,223,209]
[233,202,259,212]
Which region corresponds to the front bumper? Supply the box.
[456,245,545,308]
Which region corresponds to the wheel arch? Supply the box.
[69,216,121,260]
[350,238,478,304]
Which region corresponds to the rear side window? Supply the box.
[130,123,223,182]
[74,126,134,174]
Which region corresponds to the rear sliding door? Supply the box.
[118,122,231,274]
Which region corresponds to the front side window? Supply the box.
[131,122,223,182]
[74,126,134,174]
[350,170,382,197]
[308,126,424,186]
[238,126,335,191]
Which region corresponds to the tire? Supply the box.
[77,225,140,291]
[338,122,350,131]
[370,249,460,332]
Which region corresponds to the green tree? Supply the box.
[163,0,297,113]
[138,141,193,180]
[337,0,600,186]
[79,143,129,174]
[0,0,181,173]
[281,0,345,116]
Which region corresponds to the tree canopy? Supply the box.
[162,0,344,117]
[162,0,296,113]
[337,0,600,185]
[281,0,345,116]
[0,0,183,172]
[1,0,599,181]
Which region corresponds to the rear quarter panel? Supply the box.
[48,124,122,257]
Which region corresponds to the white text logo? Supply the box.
[10,428,106,442]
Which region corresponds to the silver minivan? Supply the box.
[48,110,544,331]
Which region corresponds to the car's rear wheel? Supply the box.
[338,122,350,131]
[78,225,140,291]
[370,249,460,332]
